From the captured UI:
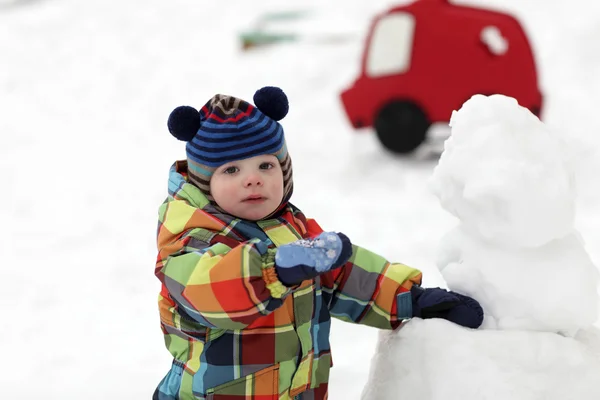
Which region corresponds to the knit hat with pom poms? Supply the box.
[167,86,293,207]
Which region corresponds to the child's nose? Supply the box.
[244,173,263,187]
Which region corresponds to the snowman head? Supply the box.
[430,95,576,248]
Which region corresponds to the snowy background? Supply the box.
[1,0,599,398]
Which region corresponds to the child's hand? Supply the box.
[410,285,484,329]
[274,232,353,286]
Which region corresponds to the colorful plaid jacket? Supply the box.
[154,161,423,400]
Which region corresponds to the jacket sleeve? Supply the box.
[319,243,423,330]
[156,227,292,330]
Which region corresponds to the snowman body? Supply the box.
[361,95,600,399]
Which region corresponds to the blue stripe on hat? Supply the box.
[194,115,275,142]
[188,139,285,167]
[189,131,282,156]
[187,130,283,160]
[189,120,280,151]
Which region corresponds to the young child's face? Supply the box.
[210,154,284,221]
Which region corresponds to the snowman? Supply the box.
[361,95,600,400]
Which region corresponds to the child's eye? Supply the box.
[259,162,274,170]
[223,166,238,174]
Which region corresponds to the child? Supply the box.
[153,87,483,400]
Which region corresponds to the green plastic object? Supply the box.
[240,32,298,49]
[239,10,309,50]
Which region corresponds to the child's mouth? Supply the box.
[243,196,265,203]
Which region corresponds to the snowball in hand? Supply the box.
[429,95,575,248]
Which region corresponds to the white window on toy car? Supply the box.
[366,12,415,77]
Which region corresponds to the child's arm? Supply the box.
[319,244,422,330]
[302,219,482,329]
[156,227,291,331]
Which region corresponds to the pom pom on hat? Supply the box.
[168,105,200,141]
[253,86,289,121]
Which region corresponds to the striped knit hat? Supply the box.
[167,86,293,210]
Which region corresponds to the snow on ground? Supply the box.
[1,0,599,398]
[363,319,600,400]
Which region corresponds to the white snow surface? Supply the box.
[362,319,600,400]
[2,0,600,399]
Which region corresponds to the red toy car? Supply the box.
[340,0,543,153]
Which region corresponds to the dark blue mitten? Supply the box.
[411,285,484,329]
[275,232,353,286]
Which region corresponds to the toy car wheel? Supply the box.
[374,101,430,153]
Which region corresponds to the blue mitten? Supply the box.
[275,232,353,286]
[411,285,484,329]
